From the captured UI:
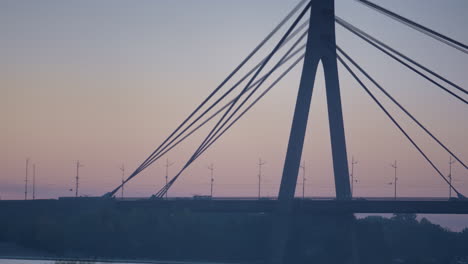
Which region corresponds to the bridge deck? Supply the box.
[118,199,468,214]
[1,198,467,214]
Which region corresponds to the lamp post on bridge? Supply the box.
[165,159,175,199]
[75,161,84,198]
[258,158,266,199]
[448,156,456,199]
[350,156,358,197]
[208,163,214,197]
[300,161,306,199]
[32,164,36,200]
[120,164,125,199]
[25,158,30,200]
[389,160,397,200]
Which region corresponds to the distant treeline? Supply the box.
[0,200,467,264]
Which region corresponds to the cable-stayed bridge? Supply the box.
[98,1,467,204]
[99,1,468,262]
[4,0,467,263]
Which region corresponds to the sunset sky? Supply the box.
[2,0,467,202]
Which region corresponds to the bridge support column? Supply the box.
[271,0,353,263]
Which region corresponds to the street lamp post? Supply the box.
[300,161,306,199]
[208,164,214,197]
[448,156,456,199]
[75,161,84,198]
[350,156,358,197]
[165,159,175,199]
[390,161,397,200]
[258,158,266,199]
[25,158,29,200]
[120,164,125,199]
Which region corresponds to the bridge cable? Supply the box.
[337,46,467,170]
[155,12,310,198]
[191,31,308,160]
[336,52,466,199]
[192,36,307,161]
[153,4,312,197]
[356,0,468,54]
[133,20,310,175]
[195,56,306,162]
[177,2,311,172]
[107,22,309,198]
[335,17,468,104]
[138,43,307,175]
[155,53,306,198]
[335,17,466,95]
[103,0,309,197]
[133,27,309,175]
[132,1,308,178]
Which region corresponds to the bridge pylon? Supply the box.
[272,0,353,263]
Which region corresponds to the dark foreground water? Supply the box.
[0,259,234,264]
[0,260,129,264]
[0,260,137,264]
